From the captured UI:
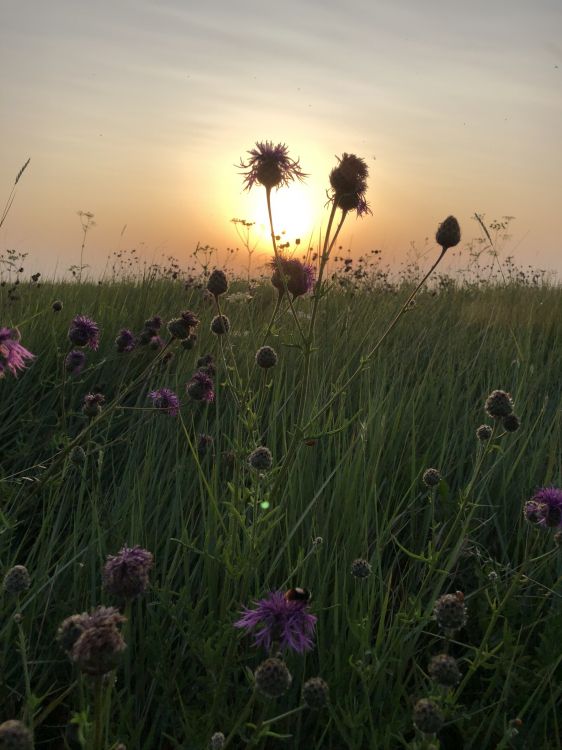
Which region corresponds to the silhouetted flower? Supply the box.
[0,328,35,378]
[65,349,86,376]
[329,153,371,216]
[68,315,100,350]
[436,215,461,251]
[181,310,200,329]
[270,255,315,299]
[211,315,230,335]
[207,270,228,297]
[167,318,191,339]
[52,300,63,312]
[149,388,180,416]
[524,487,562,529]
[239,141,306,191]
[115,328,136,353]
[102,545,154,599]
[187,370,215,403]
[234,590,317,653]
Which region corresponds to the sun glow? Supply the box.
[246,183,318,249]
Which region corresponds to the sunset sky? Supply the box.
[2,0,561,278]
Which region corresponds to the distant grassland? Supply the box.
[1,278,561,749]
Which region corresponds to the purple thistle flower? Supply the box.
[187,370,215,403]
[234,591,317,654]
[115,328,136,353]
[238,141,307,191]
[149,388,180,416]
[102,545,154,599]
[524,487,562,528]
[270,255,315,299]
[0,327,35,378]
[68,315,100,350]
[65,349,86,376]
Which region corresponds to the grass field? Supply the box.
[1,273,561,750]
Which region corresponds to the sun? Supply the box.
[246,183,317,246]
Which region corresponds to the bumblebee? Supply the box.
[284,587,311,603]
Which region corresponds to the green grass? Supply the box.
[1,277,561,749]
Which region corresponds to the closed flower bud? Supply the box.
[3,565,31,595]
[502,414,520,433]
[0,720,34,750]
[254,657,292,698]
[350,558,372,579]
[428,654,461,687]
[422,468,441,488]
[476,424,493,441]
[52,300,63,312]
[485,390,513,419]
[248,446,273,471]
[302,677,329,709]
[207,270,228,297]
[211,315,230,335]
[433,592,467,633]
[255,346,278,369]
[413,698,444,735]
[167,318,191,340]
[435,215,461,251]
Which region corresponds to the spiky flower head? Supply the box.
[0,328,35,378]
[433,592,467,633]
[234,590,317,653]
[503,414,520,433]
[207,270,228,297]
[82,392,105,418]
[435,215,461,251]
[255,345,278,369]
[3,565,31,595]
[302,677,329,709]
[0,720,34,750]
[115,329,136,353]
[524,487,562,529]
[209,732,225,750]
[422,468,442,488]
[68,315,100,350]
[187,370,215,402]
[211,315,230,335]
[476,424,493,441]
[413,698,444,735]
[428,654,461,687]
[329,153,371,216]
[149,388,180,416]
[102,545,154,599]
[167,318,191,340]
[270,255,315,299]
[65,349,86,376]
[485,389,514,419]
[239,141,306,191]
[351,559,372,579]
[254,657,292,698]
[248,446,273,472]
[52,300,63,312]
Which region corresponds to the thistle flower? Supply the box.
[270,255,315,299]
[0,720,33,750]
[68,315,100,350]
[350,558,372,579]
[413,698,444,735]
[149,335,164,350]
[187,370,215,402]
[234,590,317,653]
[436,215,461,251]
[197,354,216,375]
[115,328,136,353]
[83,392,105,418]
[65,349,86,376]
[238,141,306,191]
[207,270,228,297]
[58,606,126,675]
[329,153,371,216]
[428,654,461,687]
[433,592,467,633]
[248,446,273,471]
[422,468,441,488]
[181,310,200,329]
[3,565,31,595]
[167,318,191,340]
[254,657,292,698]
[149,388,180,416]
[102,545,154,599]
[524,487,562,529]
[0,328,35,378]
[144,315,162,332]
[302,677,329,709]
[211,315,230,335]
[485,389,514,419]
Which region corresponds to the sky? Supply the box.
[1,0,561,279]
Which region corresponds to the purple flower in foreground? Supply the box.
[234,591,317,654]
[149,388,180,416]
[68,315,100,350]
[103,545,154,599]
[238,141,307,191]
[187,370,215,403]
[271,255,315,299]
[524,487,562,528]
[115,328,136,353]
[65,349,86,376]
[0,327,35,378]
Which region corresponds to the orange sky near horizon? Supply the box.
[1,0,561,279]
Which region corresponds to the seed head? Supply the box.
[52,300,63,312]
[428,654,461,687]
[0,720,34,750]
[3,565,31,595]
[102,545,154,599]
[435,216,461,251]
[254,657,292,698]
[485,390,514,419]
[413,698,444,735]
[476,424,493,441]
[211,315,230,335]
[207,270,228,297]
[422,468,441,488]
[350,558,372,579]
[503,414,520,433]
[248,446,273,472]
[302,677,329,709]
[433,592,467,633]
[255,346,278,369]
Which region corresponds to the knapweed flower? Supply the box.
[433,592,467,633]
[428,654,461,687]
[58,605,126,676]
[255,345,278,369]
[422,468,442,488]
[82,392,105,418]
[167,317,191,340]
[210,314,230,335]
[329,153,371,216]
[65,349,86,376]
[524,487,562,529]
[0,720,33,750]
[181,310,200,329]
[102,545,154,599]
[115,328,136,353]
[254,657,292,698]
[350,558,372,579]
[197,354,216,376]
[52,300,63,312]
[234,590,317,653]
[248,446,273,472]
[0,328,35,378]
[413,698,444,735]
[187,370,215,403]
[503,413,521,432]
[149,335,164,350]
[3,565,31,595]
[476,424,493,441]
[436,215,461,251]
[207,269,228,297]
[68,315,100,350]
[181,333,198,351]
[149,388,180,416]
[238,141,306,191]
[302,677,329,709]
[485,389,514,419]
[270,255,315,299]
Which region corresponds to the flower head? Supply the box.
[433,592,467,633]
[181,310,200,329]
[524,487,562,529]
[68,315,100,350]
[254,657,292,698]
[0,328,35,378]
[270,255,315,299]
[102,545,154,599]
[485,389,513,419]
[0,720,34,750]
[149,388,180,416]
[436,215,461,251]
[82,392,105,418]
[207,269,228,297]
[239,141,307,191]
[65,349,86,376]
[329,153,371,216]
[58,605,126,676]
[302,677,329,709]
[187,370,215,403]
[3,565,31,595]
[115,328,136,353]
[413,698,444,735]
[234,590,317,653]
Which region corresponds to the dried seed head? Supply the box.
[428,654,461,687]
[485,390,514,419]
[255,345,278,369]
[254,657,292,698]
[433,592,467,633]
[435,215,461,251]
[207,270,228,297]
[422,468,441,488]
[476,424,493,441]
[248,446,273,471]
[502,414,520,433]
[0,720,34,750]
[3,565,31,595]
[350,558,372,579]
[413,698,444,735]
[210,315,230,335]
[302,677,329,709]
